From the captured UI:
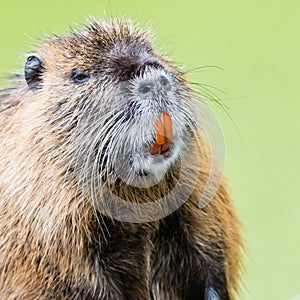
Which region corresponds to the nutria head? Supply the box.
[21,19,224,222]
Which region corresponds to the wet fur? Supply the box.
[0,19,242,299]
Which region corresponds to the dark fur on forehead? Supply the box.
[40,18,165,81]
[45,19,154,61]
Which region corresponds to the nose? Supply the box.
[138,75,172,96]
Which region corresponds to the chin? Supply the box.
[125,139,183,188]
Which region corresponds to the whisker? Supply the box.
[177,65,223,76]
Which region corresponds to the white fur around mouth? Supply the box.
[126,139,184,187]
[110,140,178,189]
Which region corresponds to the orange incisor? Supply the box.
[150,112,173,155]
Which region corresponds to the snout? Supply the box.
[113,68,189,183]
[138,75,172,96]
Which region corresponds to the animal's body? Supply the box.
[0,19,242,299]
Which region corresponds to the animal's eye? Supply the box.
[71,69,90,84]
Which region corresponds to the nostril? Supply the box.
[138,75,172,96]
[139,85,151,94]
[138,80,154,94]
[158,75,171,91]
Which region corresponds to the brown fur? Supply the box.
[0,19,243,299]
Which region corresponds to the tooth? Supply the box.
[155,115,166,145]
[151,112,172,155]
[163,112,172,142]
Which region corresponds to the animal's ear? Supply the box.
[25,54,45,90]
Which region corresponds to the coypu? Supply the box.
[0,19,243,299]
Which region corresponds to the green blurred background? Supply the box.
[1,1,299,299]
